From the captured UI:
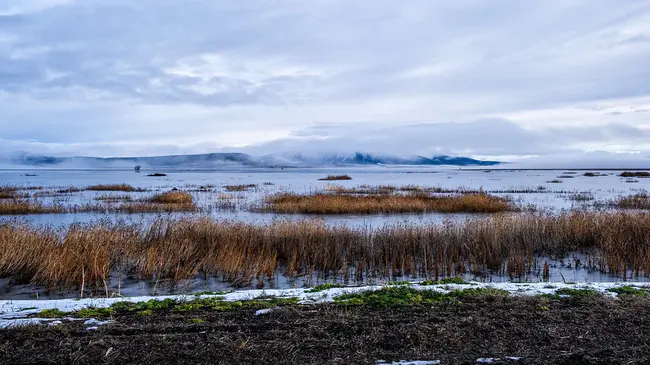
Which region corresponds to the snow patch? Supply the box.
[84,318,112,326]
[254,308,277,316]
[0,281,645,324]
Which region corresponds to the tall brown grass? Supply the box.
[86,184,143,192]
[620,171,650,178]
[318,175,352,181]
[72,191,198,213]
[616,193,650,209]
[0,186,42,199]
[2,212,650,292]
[258,192,514,214]
[225,184,257,192]
[0,200,65,215]
[0,187,19,200]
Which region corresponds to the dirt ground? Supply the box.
[1,295,650,364]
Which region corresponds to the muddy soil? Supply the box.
[1,296,649,364]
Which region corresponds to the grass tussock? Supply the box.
[224,184,257,192]
[318,175,352,181]
[86,184,143,192]
[95,194,133,202]
[258,192,514,214]
[69,191,197,214]
[619,171,650,178]
[148,191,194,204]
[4,211,650,292]
[0,200,64,215]
[615,193,650,209]
[0,187,19,200]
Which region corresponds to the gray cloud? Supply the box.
[1,1,650,164]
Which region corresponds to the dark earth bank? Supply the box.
[1,296,649,364]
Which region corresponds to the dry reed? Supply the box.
[620,171,650,178]
[616,193,650,209]
[224,184,257,192]
[2,212,650,291]
[86,184,143,192]
[318,175,352,181]
[258,192,514,214]
[0,200,65,215]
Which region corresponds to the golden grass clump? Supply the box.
[0,200,64,215]
[71,191,198,214]
[619,171,650,178]
[0,187,19,200]
[149,191,194,204]
[86,184,142,192]
[95,194,133,202]
[616,193,650,210]
[258,192,513,214]
[224,184,257,192]
[318,175,352,181]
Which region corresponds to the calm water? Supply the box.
[1,167,646,227]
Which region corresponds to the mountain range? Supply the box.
[8,152,500,168]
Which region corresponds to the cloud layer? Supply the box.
[1,0,650,164]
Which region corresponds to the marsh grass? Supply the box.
[87,184,144,192]
[3,211,650,292]
[569,193,595,202]
[615,193,650,209]
[258,192,514,214]
[620,172,650,178]
[95,194,133,202]
[327,184,569,195]
[148,191,193,204]
[0,186,42,199]
[318,175,352,181]
[73,191,198,213]
[0,200,65,215]
[225,184,257,192]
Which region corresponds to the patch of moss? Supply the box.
[420,277,469,285]
[74,307,114,318]
[448,287,509,298]
[174,296,299,312]
[136,309,153,317]
[188,318,205,324]
[110,298,175,312]
[334,286,506,307]
[306,283,345,293]
[608,286,649,297]
[542,288,600,302]
[36,308,65,318]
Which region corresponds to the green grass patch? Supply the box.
[608,286,649,297]
[188,318,205,324]
[174,296,300,312]
[420,277,469,285]
[136,309,153,317]
[333,286,507,307]
[74,307,114,318]
[36,308,66,318]
[542,288,600,302]
[306,283,345,293]
[110,298,175,312]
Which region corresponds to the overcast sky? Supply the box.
[1,0,650,163]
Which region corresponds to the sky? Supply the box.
[1,0,650,165]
